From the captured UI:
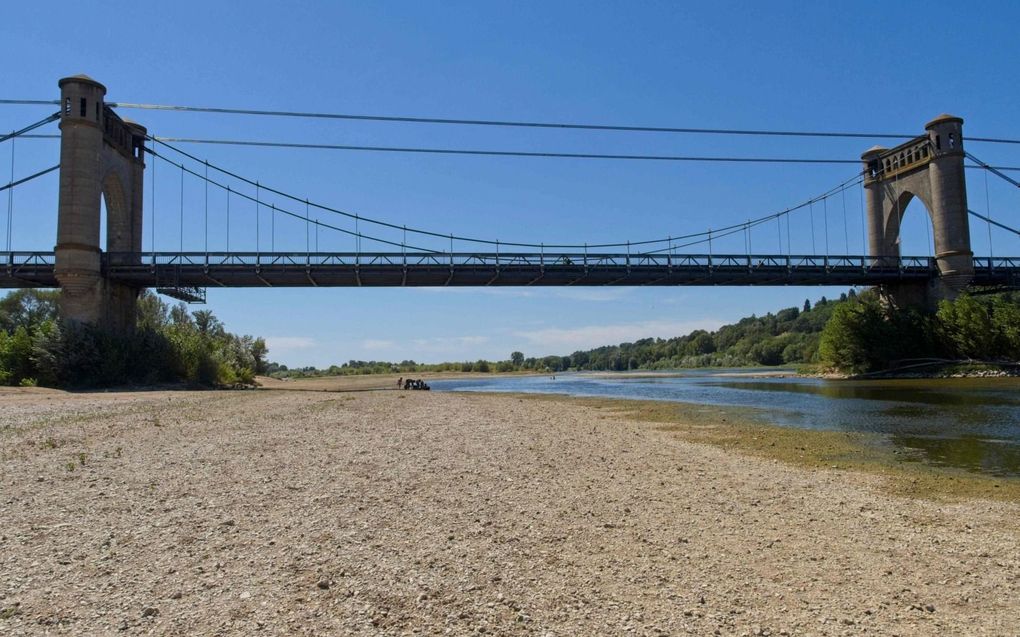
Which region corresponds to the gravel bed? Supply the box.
[1,388,1018,635]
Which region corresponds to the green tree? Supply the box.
[193,310,224,337]
[936,295,999,359]
[510,351,525,367]
[0,289,59,333]
[818,298,888,374]
[992,296,1020,360]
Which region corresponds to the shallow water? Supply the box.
[432,371,1020,477]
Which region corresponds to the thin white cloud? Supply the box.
[410,335,491,351]
[551,288,630,302]
[513,319,722,352]
[412,287,630,302]
[362,339,396,350]
[265,336,317,351]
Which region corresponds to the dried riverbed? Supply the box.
[1,381,1018,635]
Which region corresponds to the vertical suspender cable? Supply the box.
[841,187,849,254]
[151,144,156,257]
[776,216,782,253]
[204,160,209,253]
[226,186,231,252]
[271,204,276,252]
[809,201,816,253]
[893,171,901,259]
[785,212,791,257]
[305,199,310,254]
[983,170,991,259]
[5,134,13,252]
[255,182,260,258]
[859,179,867,256]
[179,164,184,253]
[822,196,829,257]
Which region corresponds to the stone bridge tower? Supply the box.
[54,75,147,331]
[861,114,972,307]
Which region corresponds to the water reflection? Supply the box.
[892,434,1020,477]
[432,372,1020,477]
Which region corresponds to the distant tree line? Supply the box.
[556,294,847,372]
[268,293,853,377]
[0,289,267,388]
[268,289,1020,379]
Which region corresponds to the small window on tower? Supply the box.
[96,102,101,122]
[79,97,87,117]
[63,97,70,115]
[935,135,941,150]
[949,133,955,149]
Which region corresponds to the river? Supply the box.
[432,370,1020,477]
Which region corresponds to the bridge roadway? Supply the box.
[3,252,1019,289]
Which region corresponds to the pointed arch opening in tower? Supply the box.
[893,194,937,261]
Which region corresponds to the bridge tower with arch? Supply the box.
[861,114,973,306]
[54,75,147,331]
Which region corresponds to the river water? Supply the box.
[432,371,1020,477]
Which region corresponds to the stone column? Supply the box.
[861,145,889,266]
[54,75,107,325]
[925,114,972,292]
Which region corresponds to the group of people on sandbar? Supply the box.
[398,377,431,391]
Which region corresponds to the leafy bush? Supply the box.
[0,290,266,388]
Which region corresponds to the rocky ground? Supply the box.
[0,384,1018,636]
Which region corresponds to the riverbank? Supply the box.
[520,393,1020,502]
[1,387,1018,635]
[256,371,539,392]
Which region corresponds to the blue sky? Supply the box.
[3,1,1019,366]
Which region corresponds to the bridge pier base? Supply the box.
[56,276,139,333]
[879,280,959,311]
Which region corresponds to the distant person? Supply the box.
[398,377,403,389]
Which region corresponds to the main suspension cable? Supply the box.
[0,164,59,193]
[149,135,864,251]
[4,98,1017,145]
[14,132,1020,172]
[0,112,60,144]
[153,136,862,165]
[145,146,440,253]
[968,209,1020,237]
[965,151,1020,189]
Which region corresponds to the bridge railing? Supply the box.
[3,251,57,267]
[975,256,1020,270]
[103,251,942,272]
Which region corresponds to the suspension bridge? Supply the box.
[2,75,1019,331]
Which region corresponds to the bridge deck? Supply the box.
[3,252,1019,289]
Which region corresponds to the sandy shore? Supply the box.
[1,385,1018,636]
